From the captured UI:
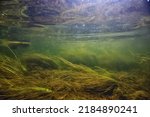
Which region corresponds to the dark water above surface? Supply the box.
[0,0,150,99]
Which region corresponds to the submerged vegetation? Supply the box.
[0,53,149,100]
[0,0,150,99]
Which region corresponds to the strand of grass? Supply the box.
[10,87,52,93]
[2,64,21,73]
[0,66,21,78]
[7,46,18,60]
[58,57,97,74]
[6,47,27,72]
[0,58,23,73]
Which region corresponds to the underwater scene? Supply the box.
[0,0,150,100]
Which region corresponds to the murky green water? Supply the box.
[2,25,149,71]
[0,0,150,99]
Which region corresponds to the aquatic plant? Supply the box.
[0,55,26,79]
[21,53,97,74]
[0,39,30,59]
[0,0,150,100]
[21,53,59,70]
[0,39,17,59]
[0,53,118,99]
[0,69,118,99]
[56,57,97,74]
[0,53,149,99]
